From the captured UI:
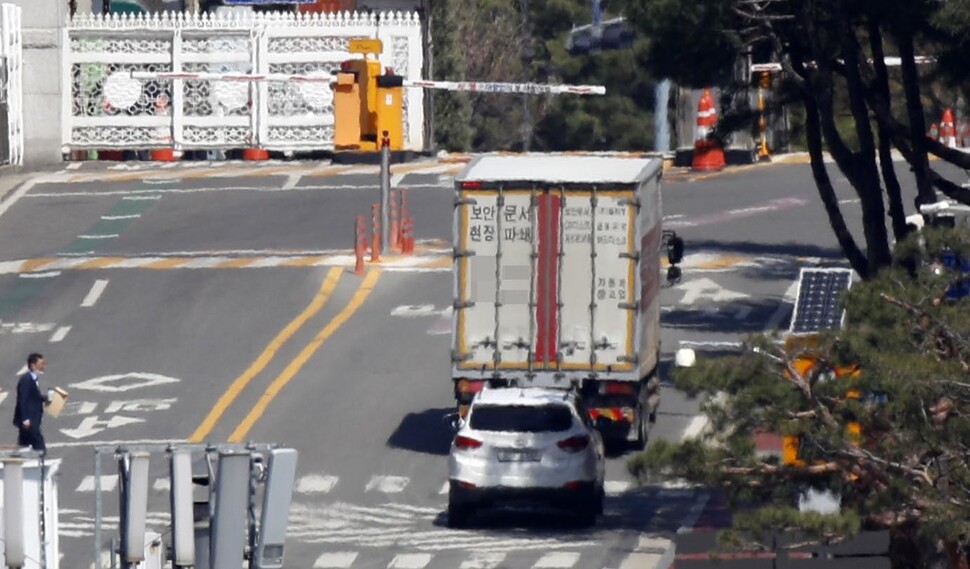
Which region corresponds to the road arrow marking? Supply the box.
[70,372,180,393]
[61,415,145,439]
[676,277,750,305]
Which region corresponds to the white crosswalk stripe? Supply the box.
[365,475,409,493]
[533,552,581,568]
[297,474,340,494]
[387,553,433,568]
[76,474,118,492]
[459,552,507,569]
[314,552,358,568]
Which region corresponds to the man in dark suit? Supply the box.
[13,353,48,452]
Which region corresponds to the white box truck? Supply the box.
[451,154,684,448]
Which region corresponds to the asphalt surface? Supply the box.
[0,154,950,568]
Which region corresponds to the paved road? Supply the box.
[0,156,869,569]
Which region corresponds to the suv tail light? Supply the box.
[557,435,590,453]
[457,379,485,395]
[454,435,482,450]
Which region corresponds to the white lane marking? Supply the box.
[683,415,709,440]
[66,163,82,170]
[460,552,506,569]
[16,365,27,375]
[391,173,406,187]
[388,553,432,568]
[296,474,339,494]
[144,177,178,184]
[153,478,170,492]
[618,536,673,569]
[77,234,119,240]
[61,401,98,416]
[0,175,55,219]
[0,392,8,406]
[70,372,180,393]
[101,214,141,220]
[391,304,438,317]
[50,326,72,343]
[765,280,800,331]
[104,398,177,413]
[439,481,449,495]
[314,552,358,568]
[678,340,743,348]
[605,480,631,495]
[533,552,580,568]
[26,183,449,199]
[48,438,184,449]
[677,492,711,533]
[77,475,119,492]
[0,322,55,334]
[282,173,302,190]
[19,271,61,279]
[81,279,109,307]
[365,475,409,493]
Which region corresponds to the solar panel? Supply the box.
[788,268,853,334]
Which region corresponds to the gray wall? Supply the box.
[10,0,68,167]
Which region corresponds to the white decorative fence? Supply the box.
[62,11,424,154]
[0,3,23,166]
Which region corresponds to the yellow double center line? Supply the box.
[189,267,381,443]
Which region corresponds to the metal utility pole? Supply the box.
[380,131,391,249]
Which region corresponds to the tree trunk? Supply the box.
[894,27,936,209]
[945,541,970,569]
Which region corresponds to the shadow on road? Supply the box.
[663,298,789,334]
[386,407,456,456]
[430,485,703,535]
[687,239,844,262]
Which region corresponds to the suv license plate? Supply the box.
[498,450,541,462]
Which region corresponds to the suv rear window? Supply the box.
[469,404,574,432]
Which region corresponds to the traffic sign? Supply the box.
[349,38,383,54]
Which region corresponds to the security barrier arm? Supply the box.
[127,71,606,95]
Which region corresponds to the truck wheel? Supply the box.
[631,413,649,451]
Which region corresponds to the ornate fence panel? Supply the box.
[0,3,23,166]
[64,11,424,153]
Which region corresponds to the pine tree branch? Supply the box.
[879,293,970,372]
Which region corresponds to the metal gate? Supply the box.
[0,3,23,166]
[62,11,425,153]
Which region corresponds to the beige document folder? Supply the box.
[45,387,69,418]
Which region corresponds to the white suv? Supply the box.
[446,387,606,528]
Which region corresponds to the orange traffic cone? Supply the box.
[243,148,270,161]
[691,87,725,171]
[941,108,957,148]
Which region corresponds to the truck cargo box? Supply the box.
[451,154,665,389]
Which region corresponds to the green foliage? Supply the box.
[620,0,741,88]
[429,0,659,152]
[629,228,970,559]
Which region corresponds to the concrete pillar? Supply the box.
[7,0,67,167]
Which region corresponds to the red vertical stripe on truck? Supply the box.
[535,193,561,365]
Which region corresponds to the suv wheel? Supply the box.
[447,492,473,528]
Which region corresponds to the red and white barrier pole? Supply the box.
[389,189,400,252]
[370,203,381,262]
[354,215,366,276]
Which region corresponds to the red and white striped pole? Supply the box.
[370,203,381,262]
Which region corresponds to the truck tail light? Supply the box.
[557,435,590,453]
[454,435,482,450]
[563,481,585,490]
[460,181,482,189]
[600,381,636,395]
[457,380,485,395]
